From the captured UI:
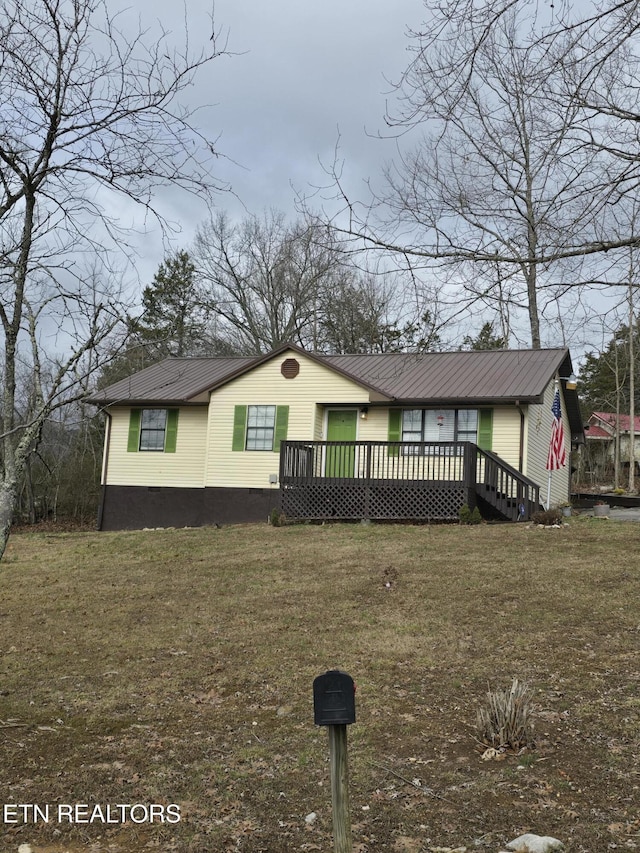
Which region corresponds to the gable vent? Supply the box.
[281,358,300,379]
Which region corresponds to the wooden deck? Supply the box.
[279,440,540,522]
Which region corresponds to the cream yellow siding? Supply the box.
[523,380,571,506]
[206,351,370,488]
[104,350,559,497]
[492,407,522,470]
[105,406,208,487]
[355,407,392,442]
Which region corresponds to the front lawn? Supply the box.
[1,519,638,851]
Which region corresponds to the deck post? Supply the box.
[464,442,477,507]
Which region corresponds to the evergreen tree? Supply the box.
[138,251,211,358]
[461,322,507,351]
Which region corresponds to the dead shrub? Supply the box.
[531,507,562,526]
[476,678,535,750]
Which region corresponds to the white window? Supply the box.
[457,409,478,443]
[401,409,477,451]
[246,405,276,451]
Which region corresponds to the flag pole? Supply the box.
[545,376,560,510]
[546,379,561,509]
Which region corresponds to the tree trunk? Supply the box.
[629,281,636,492]
[0,479,18,561]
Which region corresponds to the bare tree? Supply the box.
[0,0,226,559]
[310,0,640,348]
[196,211,305,353]
[194,209,427,354]
[314,271,441,353]
[628,277,637,491]
[333,7,616,346]
[195,210,359,352]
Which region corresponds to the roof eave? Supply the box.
[88,397,208,408]
[387,395,544,407]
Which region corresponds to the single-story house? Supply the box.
[585,411,640,472]
[87,344,584,529]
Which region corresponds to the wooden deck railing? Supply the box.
[473,446,540,520]
[281,440,472,482]
[279,440,540,521]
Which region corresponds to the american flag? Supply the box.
[546,389,566,471]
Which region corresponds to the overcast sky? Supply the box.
[106,0,620,355]
[130,0,425,278]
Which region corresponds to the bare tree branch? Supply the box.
[0,0,228,559]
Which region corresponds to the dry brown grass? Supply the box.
[1,518,639,852]
[476,678,535,751]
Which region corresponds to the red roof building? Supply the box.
[587,412,640,439]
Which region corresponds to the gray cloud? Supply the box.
[128,0,423,263]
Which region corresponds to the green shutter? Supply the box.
[232,405,247,451]
[274,405,289,452]
[477,409,493,450]
[388,408,402,456]
[127,409,141,452]
[165,409,179,453]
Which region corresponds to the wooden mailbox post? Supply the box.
[313,670,356,853]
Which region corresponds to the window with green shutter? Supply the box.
[233,404,290,451]
[389,408,486,454]
[246,405,276,450]
[127,408,178,452]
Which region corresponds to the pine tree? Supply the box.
[461,322,507,351]
[138,251,211,357]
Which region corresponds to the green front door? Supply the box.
[326,410,358,477]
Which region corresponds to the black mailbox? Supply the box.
[313,670,356,726]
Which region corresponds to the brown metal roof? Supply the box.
[322,348,572,404]
[87,345,582,439]
[87,356,256,405]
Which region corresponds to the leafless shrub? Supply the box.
[531,507,562,526]
[476,678,535,750]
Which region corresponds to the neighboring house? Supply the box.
[585,411,640,474]
[87,344,583,530]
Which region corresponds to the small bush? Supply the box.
[531,507,562,525]
[476,678,535,751]
[270,508,285,527]
[460,504,482,524]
